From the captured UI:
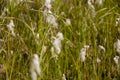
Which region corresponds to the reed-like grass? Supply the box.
[0,0,120,80]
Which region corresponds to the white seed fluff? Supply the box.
[116,18,120,26]
[7,20,15,36]
[57,32,64,41]
[51,32,64,60]
[114,39,120,54]
[87,0,96,17]
[51,32,64,55]
[62,74,66,80]
[45,0,51,4]
[51,37,61,54]
[98,45,105,53]
[95,0,104,6]
[44,0,51,9]
[114,56,119,65]
[43,0,58,28]
[30,54,40,80]
[51,47,58,60]
[79,45,89,62]
[96,58,101,63]
[41,45,47,54]
[46,13,58,27]
[65,19,71,26]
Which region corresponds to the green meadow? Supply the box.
[0,0,120,80]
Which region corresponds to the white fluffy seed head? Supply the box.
[57,32,64,41]
[45,13,58,28]
[62,74,66,80]
[95,0,104,6]
[43,0,58,28]
[51,32,64,57]
[30,54,40,80]
[52,38,61,54]
[7,20,15,29]
[7,20,15,36]
[114,39,120,54]
[44,3,51,9]
[87,0,96,17]
[80,51,86,62]
[114,56,119,65]
[96,58,101,63]
[33,54,39,61]
[84,45,90,50]
[88,0,95,10]
[65,19,71,26]
[98,45,105,53]
[31,71,37,80]
[116,18,120,26]
[79,45,89,62]
[45,0,51,4]
[51,47,58,60]
[41,45,47,54]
